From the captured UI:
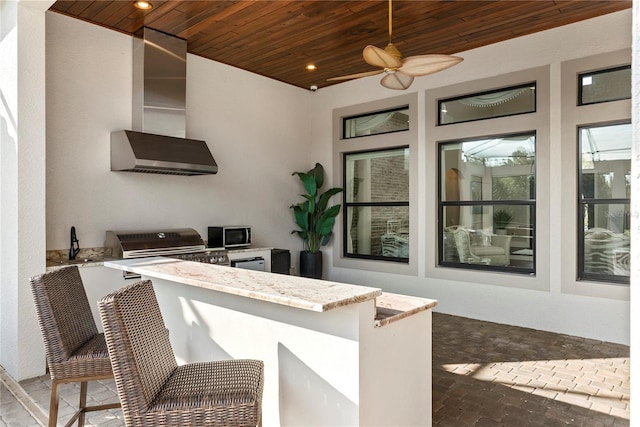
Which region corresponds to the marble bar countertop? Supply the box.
[374,292,438,327]
[104,257,382,312]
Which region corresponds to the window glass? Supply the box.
[581,204,630,277]
[438,83,536,125]
[442,206,534,268]
[440,134,535,202]
[344,148,409,262]
[578,65,631,105]
[578,122,631,283]
[439,132,535,273]
[343,107,409,139]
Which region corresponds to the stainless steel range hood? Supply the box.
[111,130,217,175]
[111,27,217,176]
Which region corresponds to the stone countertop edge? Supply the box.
[45,246,275,270]
[45,258,115,270]
[104,257,382,313]
[46,247,114,270]
[374,292,438,328]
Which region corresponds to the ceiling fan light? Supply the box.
[381,72,413,90]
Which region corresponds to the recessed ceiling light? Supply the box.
[134,1,153,10]
[306,64,317,71]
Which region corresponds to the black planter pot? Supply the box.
[300,251,323,279]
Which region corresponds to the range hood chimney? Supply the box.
[111,27,217,175]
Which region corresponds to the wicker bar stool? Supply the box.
[29,266,121,427]
[98,280,264,427]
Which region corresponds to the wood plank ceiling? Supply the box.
[49,1,631,90]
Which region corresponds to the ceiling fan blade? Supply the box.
[399,54,463,77]
[380,72,414,90]
[327,69,383,81]
[363,45,402,69]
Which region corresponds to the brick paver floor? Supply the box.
[0,382,41,427]
[6,312,631,426]
[18,377,122,427]
[433,313,630,426]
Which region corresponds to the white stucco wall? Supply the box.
[0,0,52,380]
[312,10,633,345]
[45,12,310,253]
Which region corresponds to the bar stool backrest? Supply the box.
[30,266,98,367]
[98,280,177,421]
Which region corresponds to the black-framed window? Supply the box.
[438,82,536,126]
[578,122,630,284]
[578,65,631,106]
[342,106,409,139]
[438,132,536,274]
[343,147,409,262]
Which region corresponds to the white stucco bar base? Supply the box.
[105,258,437,426]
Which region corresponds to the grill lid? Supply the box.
[106,228,205,258]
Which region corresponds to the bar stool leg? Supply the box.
[49,380,60,427]
[78,381,88,426]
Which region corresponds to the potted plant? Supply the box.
[493,209,513,234]
[291,163,343,279]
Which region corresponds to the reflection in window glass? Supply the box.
[578,65,631,105]
[442,206,534,270]
[440,133,535,202]
[578,122,631,283]
[438,83,536,125]
[345,206,409,259]
[492,175,535,201]
[439,132,535,273]
[582,204,630,277]
[344,148,409,261]
[343,107,409,139]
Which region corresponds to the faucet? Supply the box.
[69,226,80,260]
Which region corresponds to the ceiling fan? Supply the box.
[328,0,463,90]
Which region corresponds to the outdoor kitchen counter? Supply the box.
[104,256,436,426]
[104,256,381,312]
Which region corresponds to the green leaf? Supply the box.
[292,204,309,231]
[315,205,340,235]
[321,204,341,221]
[317,187,343,211]
[316,216,336,236]
[309,163,324,189]
[296,172,317,197]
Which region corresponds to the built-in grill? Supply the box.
[105,228,229,266]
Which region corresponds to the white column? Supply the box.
[0,0,53,380]
[630,0,639,425]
